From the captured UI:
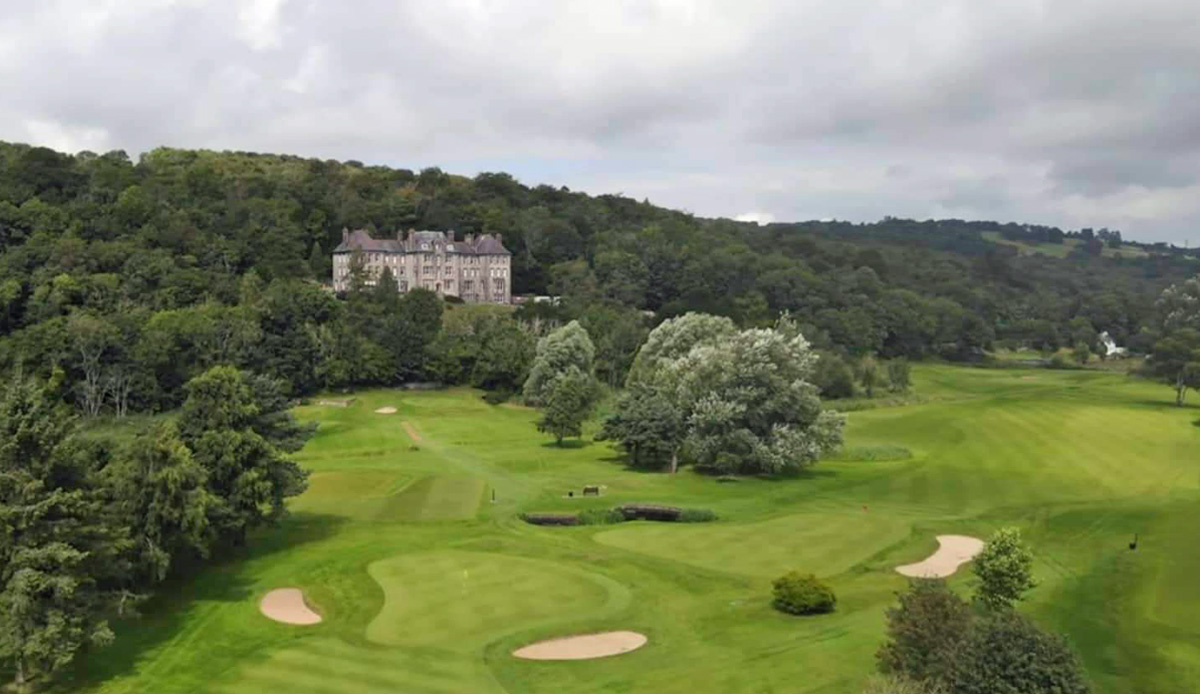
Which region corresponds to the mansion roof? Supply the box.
[333,228,510,255]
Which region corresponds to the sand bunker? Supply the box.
[896,535,985,578]
[402,421,422,442]
[374,406,397,414]
[513,631,647,661]
[260,588,322,625]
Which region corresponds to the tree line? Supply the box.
[0,367,310,692]
[517,312,845,474]
[3,141,1199,414]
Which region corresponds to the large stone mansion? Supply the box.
[332,228,512,304]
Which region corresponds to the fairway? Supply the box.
[71,366,1200,694]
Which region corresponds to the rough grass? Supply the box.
[63,367,1200,694]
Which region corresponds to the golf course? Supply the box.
[66,364,1200,694]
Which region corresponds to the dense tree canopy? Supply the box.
[1148,275,1200,405]
[605,313,843,474]
[1,140,1196,416]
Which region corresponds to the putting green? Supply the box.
[595,509,910,578]
[365,551,621,650]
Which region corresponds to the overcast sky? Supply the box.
[2,1,1199,243]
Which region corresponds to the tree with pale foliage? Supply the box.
[673,316,844,474]
[522,320,596,406]
[972,527,1036,610]
[1151,275,1200,405]
[625,312,736,387]
[604,313,842,474]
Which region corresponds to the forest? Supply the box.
[2,139,1199,413]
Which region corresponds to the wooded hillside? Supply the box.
[1,141,1196,413]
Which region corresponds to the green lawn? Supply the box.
[64,366,1200,694]
[981,231,1153,259]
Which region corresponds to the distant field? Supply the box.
[981,230,1152,259]
[70,366,1200,694]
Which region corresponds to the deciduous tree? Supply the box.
[535,367,598,444]
[675,317,844,474]
[522,320,595,405]
[177,367,309,546]
[949,610,1090,694]
[877,580,972,684]
[972,527,1035,610]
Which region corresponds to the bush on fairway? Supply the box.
[577,508,626,525]
[522,513,579,526]
[678,508,718,523]
[617,503,717,522]
[772,571,836,615]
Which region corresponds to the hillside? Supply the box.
[1,140,1197,411]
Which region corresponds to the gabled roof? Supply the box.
[333,229,511,255]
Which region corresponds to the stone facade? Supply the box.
[332,228,512,304]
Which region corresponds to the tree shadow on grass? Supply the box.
[55,512,348,692]
[539,438,592,450]
[1129,399,1200,412]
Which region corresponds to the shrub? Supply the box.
[813,350,856,399]
[678,508,717,523]
[577,508,625,525]
[772,571,836,615]
[618,503,683,521]
[521,513,579,526]
[482,388,512,405]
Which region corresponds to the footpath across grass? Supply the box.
[64,365,1200,694]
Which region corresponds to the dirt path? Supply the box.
[259,588,322,625]
[374,406,397,414]
[402,421,422,443]
[513,631,647,660]
[895,535,984,578]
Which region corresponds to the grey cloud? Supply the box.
[2,0,1200,242]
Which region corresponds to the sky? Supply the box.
[2,0,1199,244]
